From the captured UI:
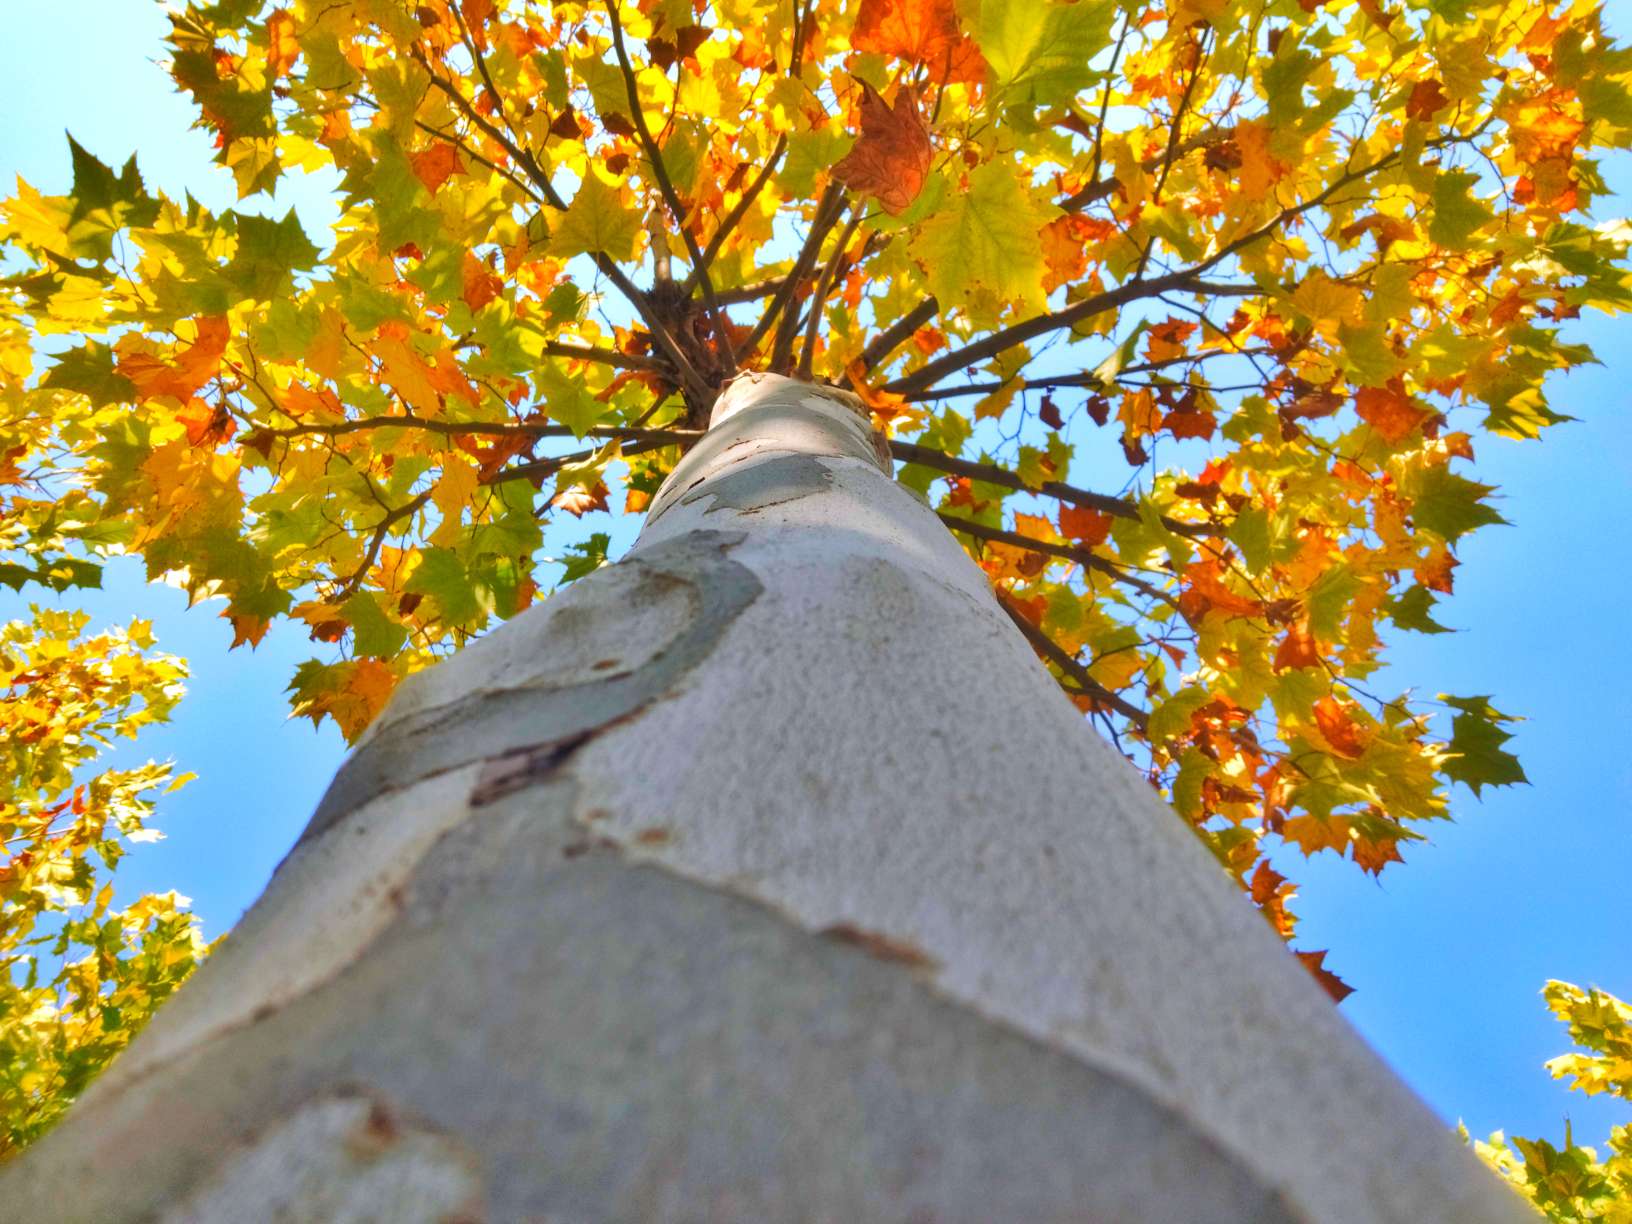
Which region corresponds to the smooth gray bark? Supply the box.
[0,373,1525,1222]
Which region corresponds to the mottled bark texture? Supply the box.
[0,373,1525,1222]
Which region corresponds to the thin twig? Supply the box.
[335,489,433,599]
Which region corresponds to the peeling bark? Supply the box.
[0,373,1527,1223]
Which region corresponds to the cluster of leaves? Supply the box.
[3,0,1631,992]
[0,608,207,1157]
[1469,981,1632,1221]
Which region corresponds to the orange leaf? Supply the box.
[1234,120,1288,202]
[410,143,464,193]
[844,358,912,425]
[1414,541,1457,593]
[118,317,230,403]
[1295,949,1354,1003]
[1354,383,1428,444]
[1013,511,1055,541]
[551,481,609,517]
[1059,504,1112,546]
[1273,621,1321,672]
[1352,835,1404,875]
[1406,78,1449,121]
[1162,408,1216,440]
[266,10,300,79]
[1312,696,1370,759]
[852,0,986,85]
[1179,557,1260,619]
[1282,815,1351,856]
[461,252,503,312]
[832,82,931,215]
[1040,214,1094,294]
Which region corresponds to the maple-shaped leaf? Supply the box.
[409,143,464,193]
[550,168,643,262]
[64,135,159,258]
[1440,695,1529,796]
[1295,949,1355,1003]
[1355,384,1429,444]
[224,209,321,300]
[116,317,230,403]
[916,159,1049,317]
[1273,621,1321,672]
[1059,504,1112,545]
[1410,466,1508,542]
[832,82,932,216]
[852,0,986,85]
[974,0,1114,108]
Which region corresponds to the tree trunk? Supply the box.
[1,373,1523,1222]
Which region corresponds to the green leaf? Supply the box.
[64,135,158,257]
[1440,694,1528,796]
[224,209,321,300]
[975,0,1113,108]
[43,342,136,407]
[1228,506,1273,575]
[550,169,643,263]
[343,591,408,658]
[1388,584,1452,634]
[1411,466,1507,542]
[559,533,611,583]
[916,160,1050,319]
[1427,171,1496,250]
[405,548,484,626]
[534,362,603,437]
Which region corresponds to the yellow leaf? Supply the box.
[550,168,644,263]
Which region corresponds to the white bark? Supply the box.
[0,373,1524,1222]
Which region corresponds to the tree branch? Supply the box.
[885,268,1205,397]
[605,0,735,371]
[888,440,1219,538]
[335,488,433,600]
[680,135,788,299]
[482,433,687,486]
[413,46,566,211]
[744,183,845,363]
[940,513,1181,609]
[542,341,664,371]
[262,416,701,446]
[841,296,939,386]
[796,205,863,379]
[995,591,1150,729]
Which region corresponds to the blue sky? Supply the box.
[3,0,1629,1150]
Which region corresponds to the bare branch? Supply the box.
[885,267,1208,397]
[335,488,433,600]
[483,433,688,487]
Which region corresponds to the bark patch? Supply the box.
[293,530,759,852]
[679,452,834,517]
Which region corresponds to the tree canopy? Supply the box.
[3,0,1632,1000]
